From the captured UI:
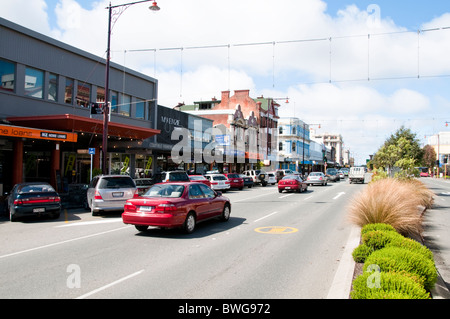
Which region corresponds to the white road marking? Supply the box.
[333,192,345,200]
[0,226,130,260]
[254,212,278,223]
[278,193,294,199]
[75,269,145,299]
[56,218,123,228]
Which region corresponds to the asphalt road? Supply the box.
[0,178,365,299]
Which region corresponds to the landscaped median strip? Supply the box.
[345,176,441,299]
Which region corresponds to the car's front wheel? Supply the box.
[183,212,196,234]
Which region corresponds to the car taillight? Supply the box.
[133,189,140,198]
[14,197,60,205]
[94,191,103,200]
[155,203,176,213]
[124,202,137,212]
[211,182,218,185]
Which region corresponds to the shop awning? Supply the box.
[7,114,160,140]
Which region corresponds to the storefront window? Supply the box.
[110,91,118,113]
[24,67,44,99]
[96,86,105,103]
[76,82,91,107]
[119,94,131,117]
[0,58,15,92]
[136,98,145,119]
[65,78,74,104]
[48,73,58,101]
[110,153,131,175]
[135,154,153,178]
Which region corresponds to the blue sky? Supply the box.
[2,0,450,164]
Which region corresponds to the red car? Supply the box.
[278,175,308,193]
[224,173,244,190]
[122,182,231,234]
[189,175,211,187]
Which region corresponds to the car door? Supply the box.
[198,183,222,217]
[188,184,210,220]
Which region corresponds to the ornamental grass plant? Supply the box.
[347,178,423,237]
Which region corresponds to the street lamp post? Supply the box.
[102,0,160,174]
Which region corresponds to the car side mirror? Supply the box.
[215,191,222,197]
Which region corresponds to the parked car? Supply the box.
[326,168,340,182]
[152,171,190,183]
[6,182,61,221]
[274,169,296,182]
[87,175,137,216]
[337,170,345,179]
[204,173,231,191]
[122,182,231,234]
[306,172,328,186]
[242,170,268,186]
[267,172,277,185]
[189,175,211,187]
[134,178,154,196]
[278,175,308,193]
[224,173,244,190]
[239,174,254,188]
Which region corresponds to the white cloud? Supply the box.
[2,0,450,163]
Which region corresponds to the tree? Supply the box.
[422,144,436,169]
[372,126,424,173]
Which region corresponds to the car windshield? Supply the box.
[18,184,55,193]
[310,172,322,176]
[189,175,206,180]
[99,177,135,188]
[212,175,227,181]
[282,175,299,180]
[145,184,185,198]
[168,172,189,181]
[227,174,239,178]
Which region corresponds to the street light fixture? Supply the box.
[102,0,160,174]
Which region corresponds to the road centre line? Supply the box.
[278,193,294,199]
[0,226,130,260]
[254,212,278,223]
[75,269,145,299]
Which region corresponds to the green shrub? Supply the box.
[361,223,397,235]
[362,230,434,261]
[351,271,431,299]
[352,244,374,263]
[364,246,437,291]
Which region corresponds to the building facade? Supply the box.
[0,17,161,194]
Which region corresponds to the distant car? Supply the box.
[274,169,295,182]
[153,171,190,183]
[6,182,61,221]
[189,175,211,187]
[337,170,345,179]
[278,175,308,193]
[87,175,137,216]
[267,172,277,185]
[224,173,244,190]
[204,173,231,191]
[122,182,231,234]
[326,168,340,182]
[134,178,154,196]
[239,174,254,188]
[306,172,328,186]
[419,172,429,177]
[242,170,268,186]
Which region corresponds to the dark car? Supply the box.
[326,168,340,182]
[6,182,61,221]
[122,182,231,234]
[239,174,254,188]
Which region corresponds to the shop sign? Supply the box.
[0,124,77,142]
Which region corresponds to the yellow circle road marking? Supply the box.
[254,226,298,234]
